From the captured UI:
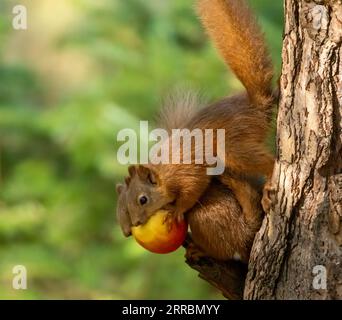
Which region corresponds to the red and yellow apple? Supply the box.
[131,210,188,254]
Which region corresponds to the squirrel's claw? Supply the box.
[162,212,174,232]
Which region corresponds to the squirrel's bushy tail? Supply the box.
[197,0,274,109]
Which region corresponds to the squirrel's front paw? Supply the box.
[162,212,174,232]
[262,180,276,213]
[162,204,184,224]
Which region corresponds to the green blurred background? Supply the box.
[0,0,283,299]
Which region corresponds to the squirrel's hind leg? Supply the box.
[218,174,263,231]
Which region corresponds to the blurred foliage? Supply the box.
[0,0,283,299]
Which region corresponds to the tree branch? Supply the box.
[183,238,247,300]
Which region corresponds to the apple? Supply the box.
[131,210,188,254]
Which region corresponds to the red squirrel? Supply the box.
[116,0,275,263]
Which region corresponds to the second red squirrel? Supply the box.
[116,0,275,262]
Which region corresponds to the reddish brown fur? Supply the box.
[197,0,274,108]
[187,179,262,262]
[116,0,275,262]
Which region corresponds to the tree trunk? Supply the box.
[244,0,342,299]
[186,0,342,300]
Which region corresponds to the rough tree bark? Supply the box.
[186,0,342,299]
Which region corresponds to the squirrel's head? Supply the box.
[122,165,175,226]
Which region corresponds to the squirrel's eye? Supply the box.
[138,195,148,206]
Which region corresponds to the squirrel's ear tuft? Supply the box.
[124,176,131,186]
[116,183,124,195]
[136,165,150,179]
[128,165,137,177]
[148,168,159,185]
[136,165,159,185]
